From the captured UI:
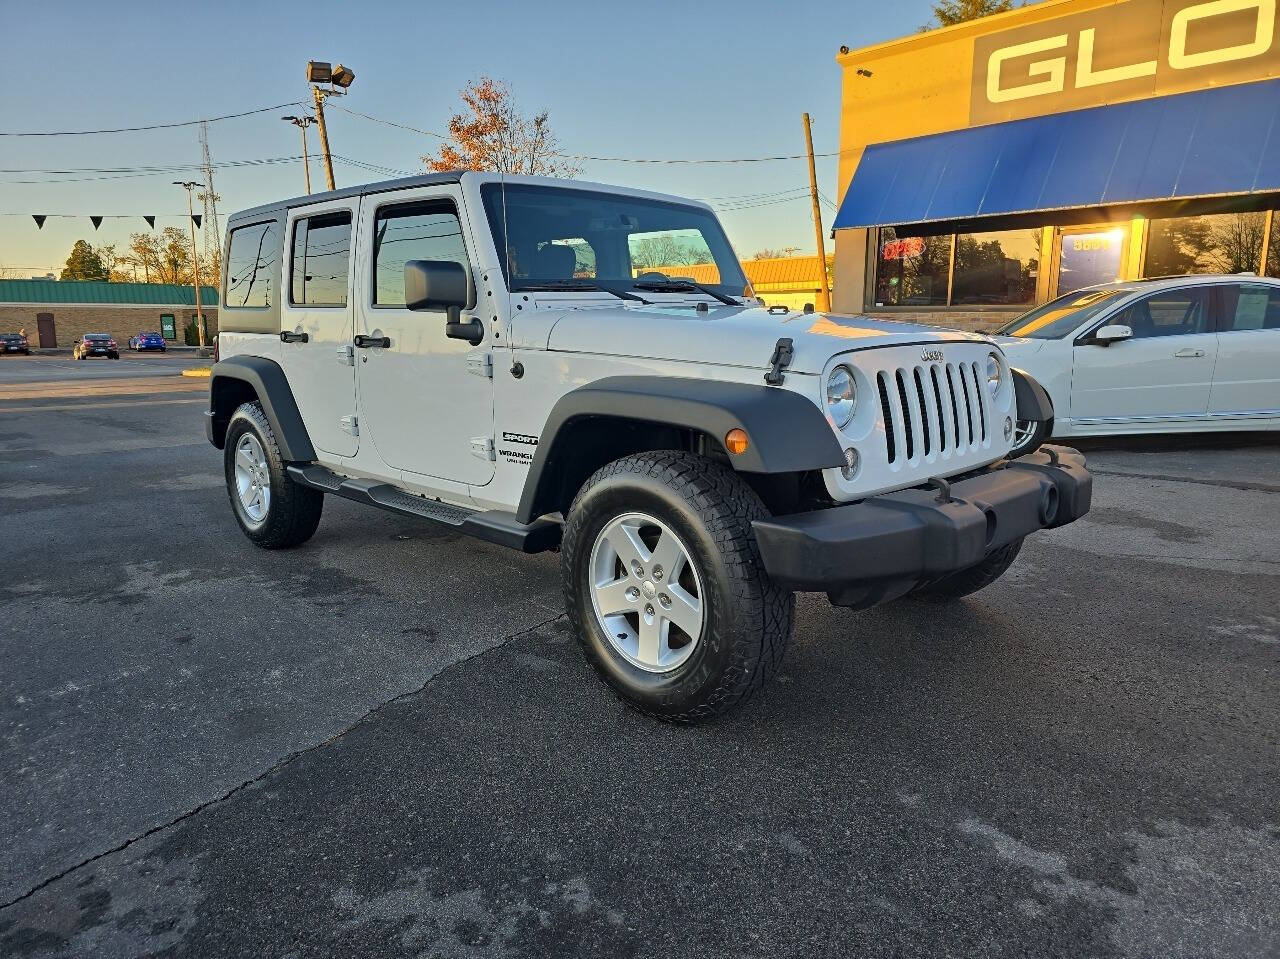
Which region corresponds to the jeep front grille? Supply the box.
[876,362,990,465]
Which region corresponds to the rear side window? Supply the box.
[291,211,352,307]
[1111,289,1211,338]
[1219,284,1280,331]
[224,221,280,309]
[372,201,470,307]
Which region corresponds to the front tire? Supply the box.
[223,401,323,549]
[913,538,1023,601]
[561,451,793,724]
[1010,418,1049,457]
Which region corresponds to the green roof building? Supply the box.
[0,280,219,348]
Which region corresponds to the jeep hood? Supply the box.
[543,304,991,374]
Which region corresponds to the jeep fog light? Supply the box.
[986,352,1003,397]
[725,428,750,455]
[826,365,857,428]
[1003,416,1013,441]
[841,447,860,480]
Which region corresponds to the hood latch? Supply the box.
[764,337,794,386]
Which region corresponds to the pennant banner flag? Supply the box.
[90,216,103,230]
[192,214,202,229]
[32,215,46,230]
[143,216,155,229]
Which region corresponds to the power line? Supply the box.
[0,102,306,137]
[330,104,842,165]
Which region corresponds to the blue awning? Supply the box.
[834,78,1280,231]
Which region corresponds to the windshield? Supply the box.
[481,183,749,299]
[995,289,1128,339]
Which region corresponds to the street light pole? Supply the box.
[305,60,355,193]
[311,87,336,191]
[282,115,315,194]
[173,181,206,350]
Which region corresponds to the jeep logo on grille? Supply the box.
[921,349,945,363]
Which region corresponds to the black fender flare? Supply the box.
[1011,368,1053,424]
[207,356,316,462]
[515,375,847,524]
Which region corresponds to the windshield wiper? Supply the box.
[519,280,651,304]
[631,279,741,307]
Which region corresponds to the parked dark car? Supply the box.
[72,334,119,360]
[128,331,167,352]
[0,332,31,355]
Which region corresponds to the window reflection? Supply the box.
[1145,212,1267,276]
[874,229,949,306]
[950,230,1039,305]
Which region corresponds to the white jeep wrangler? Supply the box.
[207,172,1091,722]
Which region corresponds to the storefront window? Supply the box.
[1145,212,1268,276]
[950,230,1039,306]
[874,229,949,307]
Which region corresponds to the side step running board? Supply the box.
[286,464,560,553]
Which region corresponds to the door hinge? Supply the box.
[336,344,355,366]
[467,352,494,378]
[340,415,359,436]
[470,436,496,461]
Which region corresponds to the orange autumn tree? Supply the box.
[422,77,581,178]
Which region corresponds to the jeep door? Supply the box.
[353,186,495,486]
[1208,283,1280,424]
[279,200,359,457]
[1069,287,1217,425]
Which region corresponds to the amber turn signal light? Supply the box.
[725,428,750,455]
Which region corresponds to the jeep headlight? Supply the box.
[825,365,857,429]
[986,352,1003,397]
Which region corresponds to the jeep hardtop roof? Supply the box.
[224,171,718,228]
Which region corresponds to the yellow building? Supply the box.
[831,0,1280,329]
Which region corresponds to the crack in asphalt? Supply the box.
[1090,468,1280,494]
[0,611,569,915]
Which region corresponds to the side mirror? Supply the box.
[1091,324,1132,346]
[404,259,483,345]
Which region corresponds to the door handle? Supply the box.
[353,334,391,349]
[280,330,309,343]
[1173,348,1205,358]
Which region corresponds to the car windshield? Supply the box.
[481,183,749,300]
[994,289,1129,339]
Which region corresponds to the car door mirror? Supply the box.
[404,260,469,312]
[403,259,483,346]
[1091,324,1132,346]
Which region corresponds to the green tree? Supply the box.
[60,239,109,281]
[929,0,1016,27]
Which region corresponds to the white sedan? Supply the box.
[995,274,1280,456]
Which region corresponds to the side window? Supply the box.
[224,221,279,308]
[1112,289,1210,339]
[290,211,352,307]
[1219,284,1280,332]
[372,201,471,307]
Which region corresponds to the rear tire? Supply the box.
[223,401,323,549]
[913,538,1023,601]
[561,451,793,724]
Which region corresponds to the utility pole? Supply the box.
[311,87,336,191]
[198,122,221,275]
[174,181,206,350]
[803,112,832,313]
[282,115,315,194]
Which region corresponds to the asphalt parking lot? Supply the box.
[1,353,1277,958]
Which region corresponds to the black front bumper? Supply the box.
[752,446,1092,607]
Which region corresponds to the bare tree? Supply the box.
[423,77,581,177]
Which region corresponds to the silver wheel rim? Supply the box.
[588,511,705,673]
[233,433,271,526]
[1013,420,1037,451]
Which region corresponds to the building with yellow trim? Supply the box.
[831,0,1280,328]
